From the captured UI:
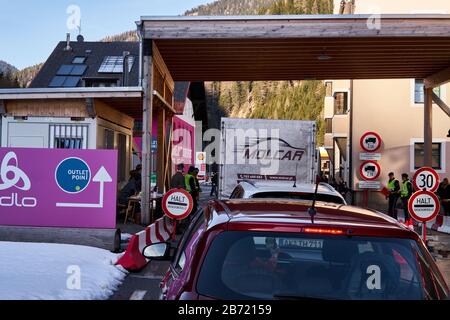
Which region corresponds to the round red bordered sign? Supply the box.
[162,189,193,220]
[408,191,440,223]
[359,160,381,181]
[413,167,440,193]
[360,132,382,153]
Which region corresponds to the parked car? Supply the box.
[143,199,449,300]
[229,181,347,205]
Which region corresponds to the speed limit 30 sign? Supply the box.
[408,191,440,223]
[413,167,440,192]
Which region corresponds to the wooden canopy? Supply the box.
[137,14,450,224]
[141,15,450,86]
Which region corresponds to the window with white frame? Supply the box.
[334,92,349,115]
[414,79,441,104]
[413,142,443,170]
[325,118,333,133]
[50,124,88,149]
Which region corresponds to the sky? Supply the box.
[0,0,212,69]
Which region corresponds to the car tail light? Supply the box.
[302,227,344,235]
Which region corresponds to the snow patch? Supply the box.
[120,233,133,242]
[0,242,127,300]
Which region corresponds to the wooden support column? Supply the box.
[424,87,433,168]
[141,40,154,225]
[156,107,166,192]
[0,100,6,115]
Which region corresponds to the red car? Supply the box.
[143,199,449,300]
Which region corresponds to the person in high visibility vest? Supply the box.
[185,166,198,213]
[400,173,414,222]
[386,172,401,219]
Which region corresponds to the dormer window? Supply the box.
[72,56,86,64]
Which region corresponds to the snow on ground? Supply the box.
[120,233,133,242]
[0,242,128,300]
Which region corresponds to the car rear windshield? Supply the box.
[251,192,345,204]
[197,232,424,300]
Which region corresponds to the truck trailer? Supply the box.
[219,118,318,198]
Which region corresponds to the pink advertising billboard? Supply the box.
[0,148,118,229]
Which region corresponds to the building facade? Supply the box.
[324,0,450,210]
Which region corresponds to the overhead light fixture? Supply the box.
[318,54,332,61]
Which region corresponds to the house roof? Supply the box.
[30,40,140,88]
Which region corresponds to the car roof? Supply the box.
[238,181,341,196]
[207,199,414,236]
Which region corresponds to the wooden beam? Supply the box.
[85,98,96,118]
[152,42,174,92]
[424,87,433,168]
[153,90,176,114]
[143,17,450,40]
[141,40,154,225]
[156,108,166,193]
[424,65,450,89]
[432,92,450,117]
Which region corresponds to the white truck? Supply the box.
[219,118,318,199]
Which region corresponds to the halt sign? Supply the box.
[413,167,440,193]
[360,132,382,153]
[162,189,193,220]
[408,191,440,222]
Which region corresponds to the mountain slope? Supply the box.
[203,0,333,145]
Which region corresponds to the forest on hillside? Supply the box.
[202,0,334,145]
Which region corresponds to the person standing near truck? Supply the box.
[185,166,199,214]
[400,173,414,222]
[386,172,401,219]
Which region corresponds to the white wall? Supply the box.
[1,117,97,149]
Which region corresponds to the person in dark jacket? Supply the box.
[210,172,219,198]
[171,163,185,189]
[386,172,401,219]
[193,168,202,194]
[437,178,450,216]
[118,170,140,206]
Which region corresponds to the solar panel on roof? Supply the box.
[49,76,66,87]
[48,76,80,87]
[56,65,74,76]
[71,65,87,76]
[98,56,134,73]
[62,76,81,87]
[56,64,87,76]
